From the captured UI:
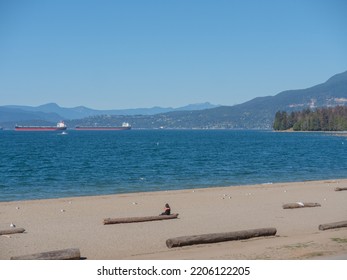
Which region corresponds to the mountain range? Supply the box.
[0,102,217,128]
[1,102,217,121]
[1,70,347,129]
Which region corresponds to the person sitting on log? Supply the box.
[160,203,171,215]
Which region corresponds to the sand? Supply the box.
[1,179,347,260]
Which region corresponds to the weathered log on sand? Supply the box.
[334,187,347,191]
[166,227,277,248]
[11,248,81,260]
[0,228,25,235]
[104,213,179,225]
[319,220,347,231]
[282,202,321,209]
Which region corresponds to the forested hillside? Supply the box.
[273,106,347,131]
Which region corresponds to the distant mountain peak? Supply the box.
[325,70,347,84]
[38,102,60,108]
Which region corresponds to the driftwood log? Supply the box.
[0,228,25,235]
[319,220,347,231]
[103,213,179,225]
[334,187,347,191]
[166,227,277,248]
[282,202,321,209]
[11,248,81,260]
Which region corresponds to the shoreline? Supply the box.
[2,175,347,203]
[1,179,347,260]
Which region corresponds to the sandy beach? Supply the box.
[1,179,347,260]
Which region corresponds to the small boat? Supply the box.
[75,122,131,131]
[15,121,67,131]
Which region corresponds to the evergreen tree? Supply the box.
[273,106,347,131]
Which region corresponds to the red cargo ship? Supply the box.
[15,121,67,131]
[75,122,131,131]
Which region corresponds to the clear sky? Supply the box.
[1,0,347,109]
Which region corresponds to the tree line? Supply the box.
[273,106,347,131]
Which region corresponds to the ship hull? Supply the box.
[15,127,67,131]
[74,126,131,131]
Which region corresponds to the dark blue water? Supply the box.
[0,130,346,201]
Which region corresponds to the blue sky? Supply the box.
[1,0,347,109]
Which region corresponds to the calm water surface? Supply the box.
[0,130,346,201]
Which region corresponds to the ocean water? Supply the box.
[0,130,346,202]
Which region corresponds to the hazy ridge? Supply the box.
[1,71,347,129]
